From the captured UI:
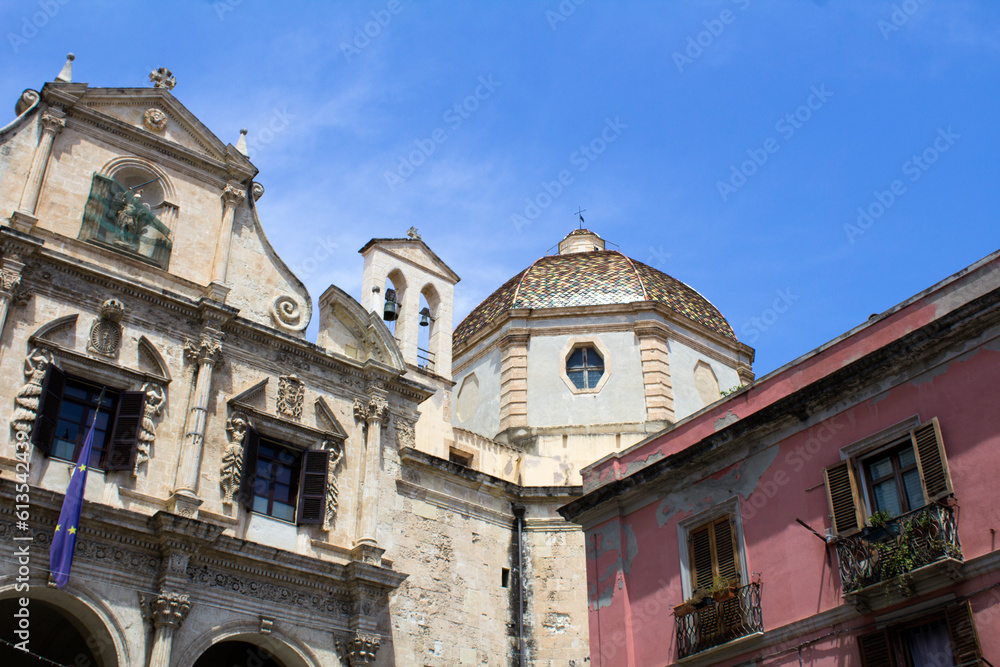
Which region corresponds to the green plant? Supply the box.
[720,385,744,397]
[868,510,893,527]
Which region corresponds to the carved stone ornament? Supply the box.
[251,182,265,201]
[15,89,40,117]
[143,107,168,132]
[220,413,248,505]
[270,295,306,332]
[88,298,125,358]
[140,591,191,629]
[276,374,304,419]
[11,348,52,443]
[40,111,66,134]
[323,442,344,531]
[353,396,389,425]
[184,328,224,368]
[134,383,165,476]
[335,633,381,667]
[149,67,176,90]
[394,419,415,451]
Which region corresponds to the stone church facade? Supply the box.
[0,57,753,666]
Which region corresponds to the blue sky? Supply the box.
[2,1,998,376]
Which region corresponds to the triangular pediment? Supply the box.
[75,88,234,164]
[359,238,460,283]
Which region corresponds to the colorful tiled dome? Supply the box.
[453,233,736,347]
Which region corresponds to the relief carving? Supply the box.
[276,374,304,419]
[394,419,415,451]
[11,348,52,443]
[143,107,168,132]
[323,442,344,531]
[134,383,165,476]
[88,299,125,358]
[270,295,306,332]
[220,413,248,506]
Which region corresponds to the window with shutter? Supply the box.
[297,450,329,525]
[912,418,953,504]
[945,601,983,666]
[44,374,122,471]
[104,391,146,471]
[824,460,864,537]
[239,426,261,511]
[858,630,894,667]
[31,363,67,454]
[688,515,740,592]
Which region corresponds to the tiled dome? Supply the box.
[453,239,736,347]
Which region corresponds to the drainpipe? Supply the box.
[512,503,526,667]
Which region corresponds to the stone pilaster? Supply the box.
[170,325,224,517]
[140,591,191,667]
[498,329,530,431]
[635,321,676,423]
[353,389,389,548]
[207,182,245,301]
[11,109,65,232]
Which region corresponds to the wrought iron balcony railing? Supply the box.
[675,581,763,659]
[835,503,961,595]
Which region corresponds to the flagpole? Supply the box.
[49,387,106,588]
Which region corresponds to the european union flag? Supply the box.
[49,388,105,588]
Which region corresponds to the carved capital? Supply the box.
[0,268,20,293]
[353,396,389,425]
[185,328,224,367]
[40,111,66,135]
[221,183,246,207]
[141,591,191,629]
[335,633,381,667]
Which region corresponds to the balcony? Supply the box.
[675,582,763,659]
[834,503,963,611]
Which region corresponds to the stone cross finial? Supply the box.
[149,67,176,90]
[406,227,421,240]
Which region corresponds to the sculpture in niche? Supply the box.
[81,173,173,269]
[142,108,167,132]
[88,299,125,357]
[134,383,165,476]
[11,348,52,442]
[220,414,248,505]
[323,442,344,531]
[276,374,304,419]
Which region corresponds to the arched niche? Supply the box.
[175,622,323,667]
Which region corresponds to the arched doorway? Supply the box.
[193,640,287,667]
[0,598,102,666]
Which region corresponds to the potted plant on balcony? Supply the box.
[673,587,715,617]
[862,510,897,543]
[710,575,740,602]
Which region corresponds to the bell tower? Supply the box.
[359,228,460,380]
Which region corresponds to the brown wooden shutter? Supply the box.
[824,460,864,536]
[104,391,146,471]
[31,364,67,454]
[714,518,739,584]
[946,601,983,666]
[690,523,714,591]
[857,630,894,667]
[911,418,953,503]
[239,426,261,511]
[297,449,329,525]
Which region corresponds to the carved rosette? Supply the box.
[276,374,304,419]
[143,108,168,132]
[220,413,248,505]
[134,383,165,476]
[141,591,191,629]
[88,299,125,358]
[335,633,381,667]
[11,348,51,443]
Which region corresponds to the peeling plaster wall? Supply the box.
[581,321,1000,665]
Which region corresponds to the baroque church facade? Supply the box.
[0,57,753,666]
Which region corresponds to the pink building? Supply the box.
[561,249,1000,666]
